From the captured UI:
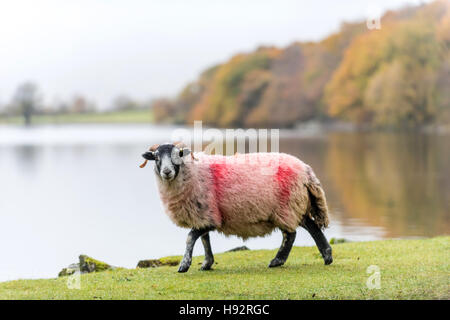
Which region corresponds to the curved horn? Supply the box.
[173,141,186,148]
[150,144,160,151]
[139,144,160,168]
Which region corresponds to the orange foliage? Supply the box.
[160,0,450,128]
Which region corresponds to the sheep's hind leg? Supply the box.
[269,230,296,268]
[200,232,214,271]
[178,227,214,273]
[301,216,333,265]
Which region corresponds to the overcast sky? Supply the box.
[0,0,430,109]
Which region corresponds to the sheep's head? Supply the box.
[140,142,191,182]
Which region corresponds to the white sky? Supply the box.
[0,0,430,109]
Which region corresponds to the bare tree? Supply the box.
[13,82,40,126]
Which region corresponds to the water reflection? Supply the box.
[279,132,450,238]
[323,132,450,238]
[13,145,40,175]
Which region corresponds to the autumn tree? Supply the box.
[153,0,450,129]
[325,3,445,127]
[152,98,176,123]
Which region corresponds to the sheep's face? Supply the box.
[142,143,191,182]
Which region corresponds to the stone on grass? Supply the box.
[329,238,349,244]
[137,256,180,268]
[227,246,250,252]
[58,255,114,277]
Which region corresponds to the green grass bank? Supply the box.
[0,237,448,300]
[0,109,153,125]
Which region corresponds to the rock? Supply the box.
[137,259,163,268]
[58,255,114,277]
[79,255,113,273]
[58,267,76,277]
[329,238,348,244]
[227,246,250,252]
[137,256,180,268]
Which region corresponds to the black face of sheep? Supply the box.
[142,143,191,182]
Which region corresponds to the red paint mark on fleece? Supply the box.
[210,162,228,224]
[276,165,296,207]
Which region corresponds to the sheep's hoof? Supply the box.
[323,247,333,265]
[268,258,285,268]
[200,260,214,271]
[178,263,190,273]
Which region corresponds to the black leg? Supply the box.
[269,230,296,268]
[178,227,213,273]
[302,216,333,265]
[200,233,214,270]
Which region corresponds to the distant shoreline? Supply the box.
[0,109,153,126]
[1,114,449,134]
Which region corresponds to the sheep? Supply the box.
[140,142,333,272]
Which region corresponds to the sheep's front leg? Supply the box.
[178,227,213,273]
[200,233,214,271]
[269,230,296,268]
[301,216,333,265]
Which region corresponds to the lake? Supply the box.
[0,124,449,282]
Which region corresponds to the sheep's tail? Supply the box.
[305,166,330,229]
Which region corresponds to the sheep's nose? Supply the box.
[162,168,172,176]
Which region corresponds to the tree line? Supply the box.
[154,0,450,129]
[0,83,152,125]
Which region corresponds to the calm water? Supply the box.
[0,125,449,281]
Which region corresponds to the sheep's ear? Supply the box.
[179,148,191,157]
[142,151,156,161]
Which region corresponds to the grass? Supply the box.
[0,109,153,125]
[0,237,448,300]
